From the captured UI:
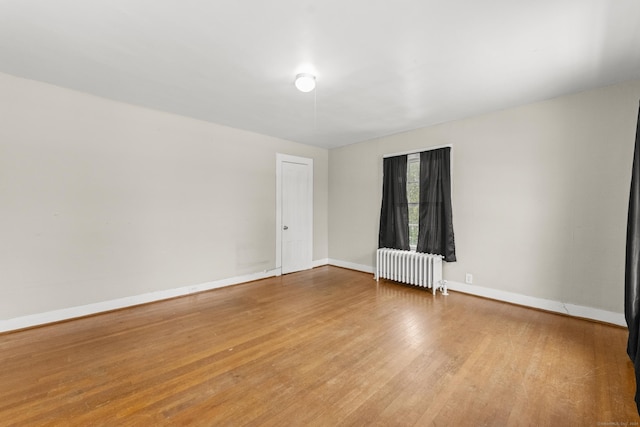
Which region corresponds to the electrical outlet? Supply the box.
[465,273,473,284]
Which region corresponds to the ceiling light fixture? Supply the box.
[294,73,316,92]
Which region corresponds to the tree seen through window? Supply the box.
[407,153,420,250]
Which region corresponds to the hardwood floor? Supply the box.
[1,265,638,426]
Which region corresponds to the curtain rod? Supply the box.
[383,144,453,159]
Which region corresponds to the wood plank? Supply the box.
[0,266,637,425]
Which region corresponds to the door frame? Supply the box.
[276,153,313,276]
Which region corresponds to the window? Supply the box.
[379,146,456,261]
[406,153,420,250]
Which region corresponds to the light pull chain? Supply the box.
[314,84,318,129]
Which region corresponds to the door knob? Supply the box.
[283,225,289,230]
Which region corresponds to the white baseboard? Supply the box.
[2,262,626,333]
[326,258,626,327]
[312,258,329,268]
[328,258,375,274]
[275,259,328,276]
[0,269,280,334]
[445,280,626,327]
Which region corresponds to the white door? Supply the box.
[277,154,313,275]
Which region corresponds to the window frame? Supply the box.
[382,144,453,253]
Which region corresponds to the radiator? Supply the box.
[375,248,448,295]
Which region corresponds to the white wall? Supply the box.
[329,80,640,314]
[2,69,638,325]
[0,72,328,320]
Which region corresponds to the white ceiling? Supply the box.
[1,0,639,149]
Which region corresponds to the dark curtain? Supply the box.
[626,102,640,415]
[416,147,456,261]
[379,155,410,250]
